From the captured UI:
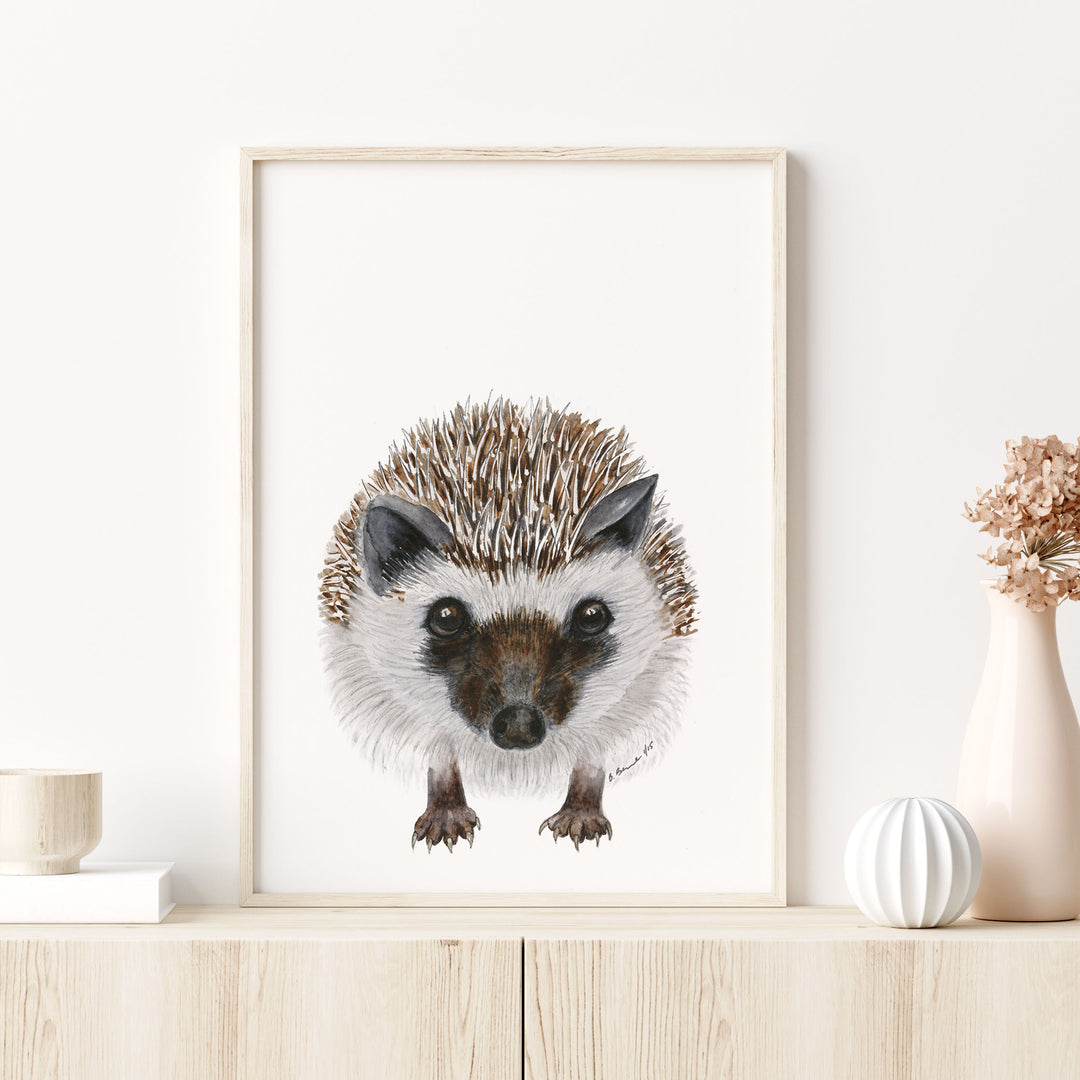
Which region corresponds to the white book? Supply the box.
[0,862,175,923]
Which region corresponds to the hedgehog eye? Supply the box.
[426,598,470,639]
[571,599,612,637]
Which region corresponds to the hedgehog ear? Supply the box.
[579,475,658,552]
[361,494,452,596]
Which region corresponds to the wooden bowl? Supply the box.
[0,770,102,875]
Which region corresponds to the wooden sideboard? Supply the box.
[2,907,1078,1079]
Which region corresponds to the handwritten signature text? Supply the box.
[609,740,655,783]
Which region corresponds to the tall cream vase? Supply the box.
[957,581,1080,921]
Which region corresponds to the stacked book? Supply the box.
[0,863,175,923]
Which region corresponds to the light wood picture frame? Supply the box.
[240,146,787,906]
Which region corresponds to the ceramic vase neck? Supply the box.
[980,580,1068,694]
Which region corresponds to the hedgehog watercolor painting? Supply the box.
[319,398,697,853]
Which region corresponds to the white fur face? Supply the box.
[322,546,691,795]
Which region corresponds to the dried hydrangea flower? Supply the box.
[963,436,1080,610]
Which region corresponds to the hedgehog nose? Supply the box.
[490,704,547,749]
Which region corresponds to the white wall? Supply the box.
[2,0,1079,904]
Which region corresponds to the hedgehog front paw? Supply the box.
[412,805,480,852]
[539,809,613,850]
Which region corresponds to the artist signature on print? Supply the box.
[609,740,655,783]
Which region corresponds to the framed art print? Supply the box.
[240,147,786,906]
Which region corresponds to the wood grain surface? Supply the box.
[1,904,1076,941]
[524,935,1080,1080]
[0,935,520,1080]
[5,910,1077,1077]
[0,771,102,875]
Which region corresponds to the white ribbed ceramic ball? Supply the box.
[844,797,982,928]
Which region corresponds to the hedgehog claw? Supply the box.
[412,803,481,854]
[538,808,613,849]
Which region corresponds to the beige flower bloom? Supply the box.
[964,436,1080,609]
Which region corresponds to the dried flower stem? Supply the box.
[1025,533,1080,575]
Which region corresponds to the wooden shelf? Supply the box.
[3,906,1078,1078]
[1,903,1077,939]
